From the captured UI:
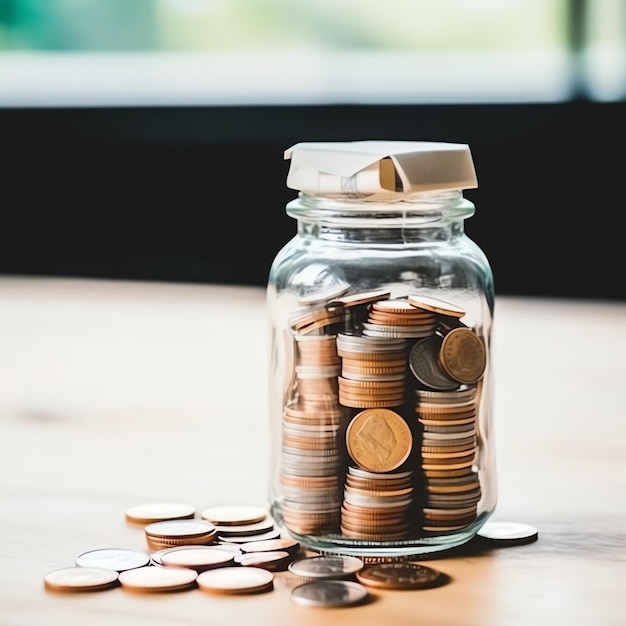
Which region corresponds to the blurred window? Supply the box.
[0,0,623,106]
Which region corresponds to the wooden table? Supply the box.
[0,277,624,625]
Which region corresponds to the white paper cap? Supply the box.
[284,140,477,197]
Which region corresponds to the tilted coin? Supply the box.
[234,550,293,571]
[118,565,198,592]
[239,537,301,555]
[407,294,466,318]
[409,336,460,391]
[477,521,539,546]
[43,566,119,592]
[159,546,235,571]
[196,566,274,594]
[288,555,364,579]
[439,327,486,385]
[200,505,269,526]
[75,547,150,572]
[291,580,368,607]
[345,408,413,473]
[355,562,445,589]
[124,502,195,524]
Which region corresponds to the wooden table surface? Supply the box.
[0,277,624,626]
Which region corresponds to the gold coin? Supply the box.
[356,562,445,589]
[43,567,119,593]
[439,328,486,384]
[345,408,413,473]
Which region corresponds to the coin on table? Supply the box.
[477,521,539,546]
[144,519,217,547]
[75,547,150,572]
[356,562,445,589]
[345,408,412,473]
[439,327,486,385]
[288,555,364,580]
[239,537,301,555]
[196,566,274,594]
[43,566,119,592]
[118,565,197,592]
[291,580,368,607]
[159,546,236,571]
[125,502,195,524]
[200,505,269,526]
[151,543,242,565]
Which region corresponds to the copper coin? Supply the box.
[43,567,119,592]
[196,566,274,594]
[124,502,195,524]
[407,294,466,318]
[239,537,301,555]
[234,551,293,571]
[118,566,197,592]
[356,562,445,589]
[346,408,412,473]
[439,328,486,384]
[159,546,235,571]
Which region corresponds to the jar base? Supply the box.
[283,512,492,563]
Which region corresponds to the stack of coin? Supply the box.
[416,387,481,532]
[336,333,408,408]
[144,520,218,551]
[362,298,437,339]
[341,466,414,540]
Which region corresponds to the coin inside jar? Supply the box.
[438,327,486,385]
[345,408,413,473]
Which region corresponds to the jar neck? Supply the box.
[286,189,474,244]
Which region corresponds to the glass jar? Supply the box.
[266,141,496,560]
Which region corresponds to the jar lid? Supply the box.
[284,140,477,199]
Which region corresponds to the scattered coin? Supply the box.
[43,567,119,593]
[75,547,150,572]
[200,505,269,526]
[356,562,445,589]
[239,537,300,555]
[291,579,369,607]
[159,546,235,572]
[288,555,364,580]
[124,502,195,524]
[234,550,293,571]
[477,521,539,546]
[118,565,198,592]
[196,566,274,594]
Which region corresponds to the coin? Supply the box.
[477,521,539,546]
[407,294,466,318]
[196,566,274,594]
[43,566,119,592]
[356,562,445,589]
[288,555,364,579]
[118,565,198,592]
[124,502,195,524]
[291,580,368,607]
[345,408,413,473]
[409,336,460,391]
[239,537,301,555]
[75,547,150,572]
[159,546,235,571]
[439,327,486,384]
[234,550,293,571]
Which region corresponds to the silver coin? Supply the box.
[288,555,364,579]
[75,547,150,572]
[291,579,368,607]
[477,521,539,545]
[409,336,460,391]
